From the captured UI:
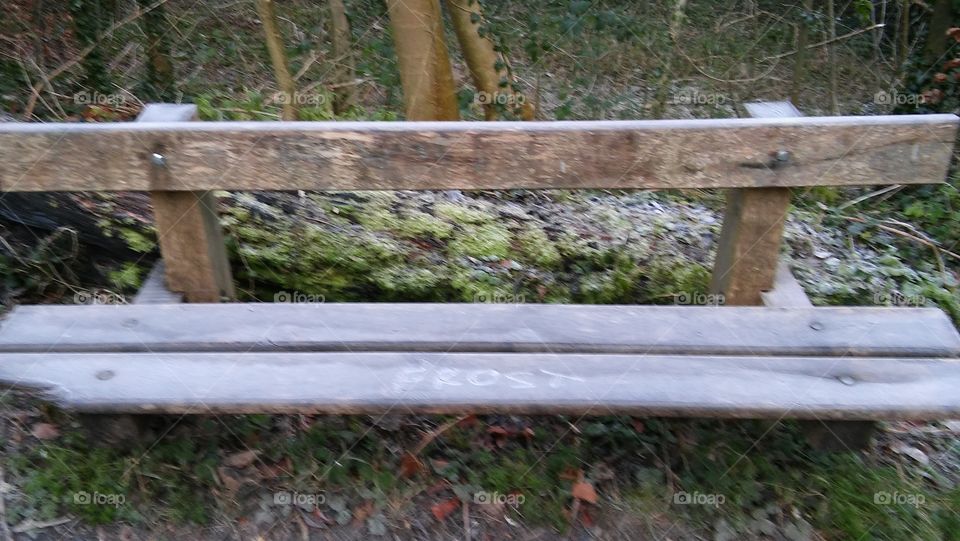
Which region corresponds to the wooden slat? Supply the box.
[711,102,801,306]
[138,105,234,302]
[0,114,955,192]
[1,351,958,419]
[0,303,957,357]
[761,262,814,308]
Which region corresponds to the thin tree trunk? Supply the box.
[896,0,911,74]
[790,0,813,105]
[386,0,459,120]
[826,0,839,114]
[138,0,174,101]
[652,0,687,119]
[69,0,112,94]
[445,0,532,120]
[923,0,952,65]
[328,0,356,115]
[255,0,298,120]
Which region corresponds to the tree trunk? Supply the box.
[328,0,356,115]
[652,0,687,119]
[138,0,175,101]
[68,0,112,94]
[255,0,298,120]
[790,0,813,105]
[923,0,952,65]
[445,0,532,120]
[896,0,911,73]
[386,0,459,120]
[826,0,839,115]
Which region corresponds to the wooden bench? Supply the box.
[1,102,958,445]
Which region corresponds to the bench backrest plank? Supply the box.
[1,114,956,192]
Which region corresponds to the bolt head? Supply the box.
[775,150,791,162]
[150,153,167,167]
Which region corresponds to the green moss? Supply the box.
[397,210,454,239]
[448,223,512,259]
[642,259,713,304]
[108,262,145,291]
[513,226,562,268]
[434,202,496,224]
[575,255,640,303]
[370,265,444,300]
[119,228,156,253]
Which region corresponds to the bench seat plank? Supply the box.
[0,352,957,419]
[0,303,957,357]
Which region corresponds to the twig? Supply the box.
[11,517,72,534]
[835,185,903,210]
[838,214,956,276]
[411,415,468,456]
[565,497,581,540]
[763,24,886,61]
[0,467,11,541]
[22,0,171,119]
[462,498,471,541]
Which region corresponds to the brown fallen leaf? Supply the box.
[30,423,60,441]
[223,449,260,468]
[431,497,461,522]
[572,481,598,504]
[399,451,423,478]
[353,500,373,523]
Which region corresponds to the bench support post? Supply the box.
[137,104,234,302]
[710,101,799,306]
[710,187,791,305]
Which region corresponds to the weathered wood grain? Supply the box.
[138,105,234,302]
[0,114,955,192]
[1,351,958,419]
[710,187,793,305]
[0,303,957,357]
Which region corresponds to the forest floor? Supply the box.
[1,0,959,539]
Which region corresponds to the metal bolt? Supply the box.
[809,321,824,331]
[838,375,856,386]
[775,149,791,163]
[95,370,115,381]
[150,152,167,167]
